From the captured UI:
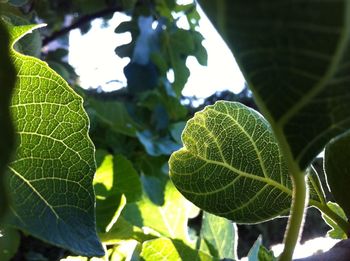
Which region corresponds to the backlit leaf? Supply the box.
[6,24,103,256]
[321,202,347,240]
[140,238,217,261]
[200,212,237,259]
[198,0,350,169]
[169,101,293,223]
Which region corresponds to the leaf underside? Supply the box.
[199,0,350,170]
[6,24,103,256]
[170,101,293,223]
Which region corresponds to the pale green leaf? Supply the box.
[247,236,276,261]
[200,212,237,259]
[325,132,350,218]
[322,202,347,240]
[198,0,350,169]
[169,101,293,223]
[140,238,218,261]
[6,24,103,256]
[123,181,190,241]
[0,19,16,218]
[110,240,140,261]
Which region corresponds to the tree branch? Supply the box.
[42,5,124,47]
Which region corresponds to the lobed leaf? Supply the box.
[6,24,103,256]
[198,0,350,170]
[321,202,347,240]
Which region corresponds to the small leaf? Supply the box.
[169,101,293,223]
[6,24,103,256]
[140,238,218,261]
[325,132,350,218]
[200,212,237,259]
[110,240,140,261]
[247,236,276,261]
[198,0,350,169]
[0,19,16,218]
[322,202,347,240]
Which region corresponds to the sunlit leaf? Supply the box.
[322,202,347,240]
[6,24,103,256]
[170,101,293,223]
[200,212,237,259]
[140,238,217,261]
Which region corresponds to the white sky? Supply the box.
[69,6,245,98]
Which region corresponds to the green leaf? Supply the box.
[0,19,16,219]
[169,101,293,223]
[88,99,138,137]
[0,227,20,261]
[322,202,347,240]
[198,0,350,169]
[123,181,191,241]
[140,238,218,261]
[325,132,350,218]
[110,240,140,261]
[247,236,276,261]
[200,212,237,259]
[6,24,104,256]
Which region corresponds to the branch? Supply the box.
[42,5,124,46]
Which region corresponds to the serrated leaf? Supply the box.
[123,181,190,241]
[140,238,218,261]
[322,202,347,240]
[325,132,350,219]
[0,19,16,218]
[6,24,103,256]
[200,212,237,259]
[198,0,350,169]
[169,101,293,223]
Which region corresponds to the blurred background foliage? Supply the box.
[0,0,329,260]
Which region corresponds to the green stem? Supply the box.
[279,172,308,261]
[311,201,350,236]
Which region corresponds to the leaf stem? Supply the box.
[279,172,308,261]
[311,201,350,236]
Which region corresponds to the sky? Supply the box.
[68,5,245,99]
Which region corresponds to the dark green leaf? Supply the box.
[0,18,16,219]
[247,236,276,261]
[321,202,347,240]
[0,227,20,261]
[199,0,350,169]
[169,101,293,223]
[200,212,237,259]
[140,238,218,261]
[7,24,103,256]
[325,132,350,218]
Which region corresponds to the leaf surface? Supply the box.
[200,212,237,259]
[169,101,293,223]
[7,24,103,256]
[140,238,217,261]
[325,132,350,218]
[322,202,347,240]
[198,0,350,169]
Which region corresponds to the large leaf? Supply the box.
[0,19,16,218]
[198,0,350,169]
[140,238,217,261]
[169,101,293,223]
[325,132,350,219]
[200,212,237,259]
[6,24,103,256]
